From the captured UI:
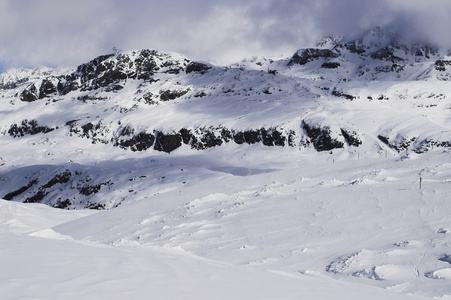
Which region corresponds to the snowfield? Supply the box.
[2,147,449,299]
[1,147,450,299]
[1,28,451,299]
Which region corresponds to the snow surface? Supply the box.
[1,147,450,299]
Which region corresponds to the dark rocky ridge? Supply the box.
[17,50,191,101]
[1,167,113,209]
[2,28,451,159]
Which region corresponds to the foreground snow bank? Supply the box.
[0,200,427,300]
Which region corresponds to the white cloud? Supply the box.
[1,0,451,72]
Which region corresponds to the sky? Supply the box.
[1,0,451,72]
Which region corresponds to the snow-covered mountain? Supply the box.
[1,28,450,208]
[1,28,451,299]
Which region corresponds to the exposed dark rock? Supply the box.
[23,170,72,204]
[343,41,366,54]
[411,44,439,59]
[159,89,189,101]
[78,184,103,196]
[261,128,285,146]
[285,131,296,147]
[370,46,405,63]
[117,132,155,152]
[54,199,72,209]
[87,203,106,210]
[154,132,182,153]
[220,128,233,143]
[8,119,54,137]
[0,77,29,90]
[321,62,341,69]
[197,130,223,149]
[377,135,416,152]
[180,128,196,145]
[302,121,344,151]
[77,95,109,102]
[41,170,72,189]
[341,129,362,147]
[58,77,79,95]
[332,89,356,100]
[2,179,38,200]
[288,48,340,66]
[179,127,232,150]
[19,84,39,102]
[67,120,110,144]
[186,62,212,74]
[134,49,159,80]
[193,91,207,98]
[67,50,188,92]
[25,190,48,203]
[378,135,390,145]
[233,130,260,144]
[104,84,123,92]
[435,60,451,71]
[141,92,155,104]
[39,79,57,98]
[439,254,451,264]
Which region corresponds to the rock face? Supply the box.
[186,62,212,74]
[302,120,344,152]
[13,50,191,101]
[288,48,340,66]
[0,166,113,209]
[8,120,54,137]
[19,84,39,102]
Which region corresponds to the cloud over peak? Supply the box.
[1,0,450,72]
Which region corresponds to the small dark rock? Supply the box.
[288,48,340,66]
[186,62,212,74]
[321,62,341,69]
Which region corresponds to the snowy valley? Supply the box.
[1,28,451,299]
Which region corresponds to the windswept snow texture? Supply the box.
[1,150,446,299]
[1,29,451,299]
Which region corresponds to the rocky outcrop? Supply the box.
[435,59,451,71]
[154,132,182,153]
[288,48,340,66]
[8,119,54,137]
[340,129,362,147]
[0,166,113,209]
[13,50,191,100]
[19,83,39,102]
[378,134,451,153]
[39,78,58,98]
[321,62,341,69]
[302,120,345,152]
[370,46,405,63]
[159,89,190,101]
[186,62,212,74]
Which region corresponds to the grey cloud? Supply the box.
[1,0,451,72]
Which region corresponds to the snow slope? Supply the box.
[1,147,451,299]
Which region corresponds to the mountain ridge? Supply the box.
[1,29,451,209]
